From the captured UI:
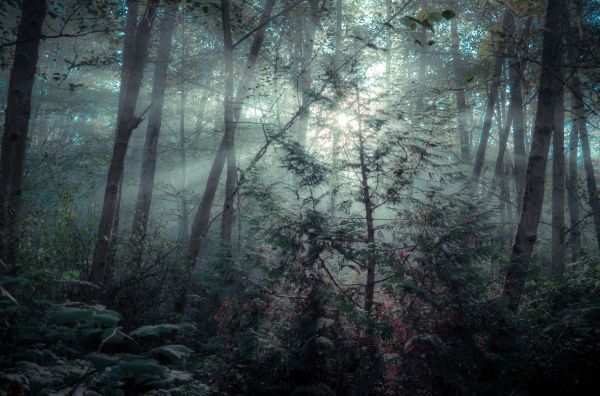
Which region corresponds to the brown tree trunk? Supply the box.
[502,0,565,311]
[471,9,511,182]
[90,0,159,283]
[552,86,565,277]
[187,0,276,266]
[131,1,179,240]
[0,0,47,267]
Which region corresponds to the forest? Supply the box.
[0,0,599,394]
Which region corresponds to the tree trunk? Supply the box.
[502,0,565,311]
[0,0,47,267]
[564,1,600,251]
[329,0,343,214]
[356,89,376,314]
[471,9,511,182]
[187,0,276,267]
[296,0,320,146]
[132,1,179,240]
[178,16,189,244]
[90,0,159,283]
[220,0,236,247]
[510,17,529,210]
[451,16,470,161]
[567,96,581,260]
[552,86,565,277]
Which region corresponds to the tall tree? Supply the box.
[567,98,581,260]
[295,0,320,146]
[450,11,470,161]
[90,0,159,283]
[131,1,180,240]
[219,0,236,247]
[552,86,565,277]
[471,8,511,183]
[187,0,276,266]
[502,0,565,311]
[509,16,529,210]
[0,0,47,267]
[564,0,600,251]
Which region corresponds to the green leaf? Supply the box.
[144,345,193,363]
[315,336,334,349]
[83,352,119,371]
[94,309,122,327]
[130,323,179,337]
[442,10,456,19]
[400,16,418,30]
[1,286,18,305]
[314,317,335,331]
[48,307,94,325]
[427,12,443,22]
[61,270,79,281]
[110,357,168,385]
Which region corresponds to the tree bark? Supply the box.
[356,89,376,314]
[552,85,565,277]
[564,1,600,251]
[131,1,179,240]
[510,17,529,210]
[471,9,511,182]
[178,15,189,244]
[567,96,581,260]
[0,0,47,267]
[90,0,159,283]
[220,0,236,247]
[502,0,565,311]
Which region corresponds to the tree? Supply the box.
[186,0,276,265]
[503,0,566,311]
[90,0,159,283]
[131,1,180,241]
[471,8,511,183]
[0,0,47,267]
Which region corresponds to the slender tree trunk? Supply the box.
[329,0,343,214]
[132,1,179,240]
[567,97,581,260]
[187,0,276,266]
[112,0,139,237]
[502,0,565,312]
[90,0,159,283]
[564,1,600,251]
[178,16,189,244]
[296,0,320,146]
[0,0,47,267]
[220,0,236,247]
[552,86,565,277]
[472,9,511,182]
[577,99,600,251]
[510,17,529,210]
[356,89,376,314]
[451,15,470,161]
